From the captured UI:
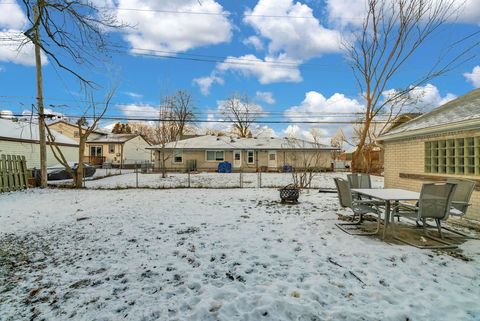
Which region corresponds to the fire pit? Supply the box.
[279,184,299,204]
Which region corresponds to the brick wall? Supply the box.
[383,129,480,222]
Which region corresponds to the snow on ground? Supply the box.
[75,171,385,189]
[1,184,479,321]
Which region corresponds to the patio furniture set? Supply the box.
[334,173,477,249]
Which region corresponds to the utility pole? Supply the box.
[34,1,47,188]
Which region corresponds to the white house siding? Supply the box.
[0,140,79,168]
[122,136,151,165]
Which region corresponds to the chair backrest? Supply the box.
[417,182,457,220]
[334,177,353,208]
[347,173,372,189]
[446,178,476,214]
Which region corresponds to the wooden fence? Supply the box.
[0,155,29,193]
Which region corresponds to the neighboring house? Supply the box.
[86,134,151,167]
[0,118,79,168]
[49,120,106,142]
[378,88,480,221]
[148,135,339,172]
[49,121,152,167]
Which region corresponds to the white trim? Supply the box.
[247,150,255,164]
[268,150,277,168]
[173,150,183,164]
[233,150,242,168]
[205,150,225,162]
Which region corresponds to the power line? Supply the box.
[10,114,393,124]
[0,2,360,21]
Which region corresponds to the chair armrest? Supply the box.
[451,201,471,207]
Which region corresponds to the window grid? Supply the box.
[425,137,480,176]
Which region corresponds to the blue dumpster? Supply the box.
[218,161,232,173]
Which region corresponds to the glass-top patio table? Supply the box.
[352,188,421,240]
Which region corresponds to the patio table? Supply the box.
[352,188,421,240]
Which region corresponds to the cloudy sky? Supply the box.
[0,0,479,143]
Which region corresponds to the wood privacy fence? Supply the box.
[0,155,29,192]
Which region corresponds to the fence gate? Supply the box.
[0,154,29,193]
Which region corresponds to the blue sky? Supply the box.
[0,0,479,142]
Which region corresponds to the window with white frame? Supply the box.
[173,151,183,163]
[206,150,224,161]
[247,150,254,164]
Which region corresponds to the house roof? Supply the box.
[87,133,140,144]
[49,120,108,134]
[378,88,480,141]
[148,135,338,151]
[0,118,79,146]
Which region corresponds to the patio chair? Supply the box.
[441,178,477,238]
[347,173,371,189]
[334,177,382,235]
[447,178,476,217]
[391,182,457,249]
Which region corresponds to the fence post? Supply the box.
[0,155,5,192]
[188,169,191,188]
[239,170,243,188]
[135,161,139,188]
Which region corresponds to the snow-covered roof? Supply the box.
[379,88,480,141]
[0,118,79,146]
[87,133,139,144]
[148,135,338,150]
[49,120,107,134]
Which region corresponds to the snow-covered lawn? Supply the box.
[64,171,384,189]
[1,186,479,321]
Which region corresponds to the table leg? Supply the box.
[382,200,391,240]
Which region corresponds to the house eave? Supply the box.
[377,118,480,142]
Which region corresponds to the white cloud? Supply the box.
[243,35,264,51]
[118,103,159,118]
[383,84,457,112]
[326,0,480,28]
[0,2,46,66]
[283,91,364,144]
[193,73,224,95]
[115,0,232,54]
[0,0,27,29]
[244,0,342,61]
[0,30,47,66]
[217,54,302,84]
[464,66,480,88]
[255,91,275,104]
[124,91,143,99]
[199,0,341,91]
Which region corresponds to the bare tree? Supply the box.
[286,132,326,189]
[330,128,345,161]
[46,89,115,188]
[220,93,259,137]
[18,0,122,187]
[346,0,478,172]
[171,90,196,138]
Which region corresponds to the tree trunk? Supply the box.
[351,117,372,173]
[75,137,86,188]
[34,4,47,188]
[160,148,167,178]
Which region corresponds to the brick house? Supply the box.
[378,88,480,222]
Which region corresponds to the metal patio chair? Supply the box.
[334,177,382,235]
[441,178,477,238]
[347,173,372,189]
[391,182,457,249]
